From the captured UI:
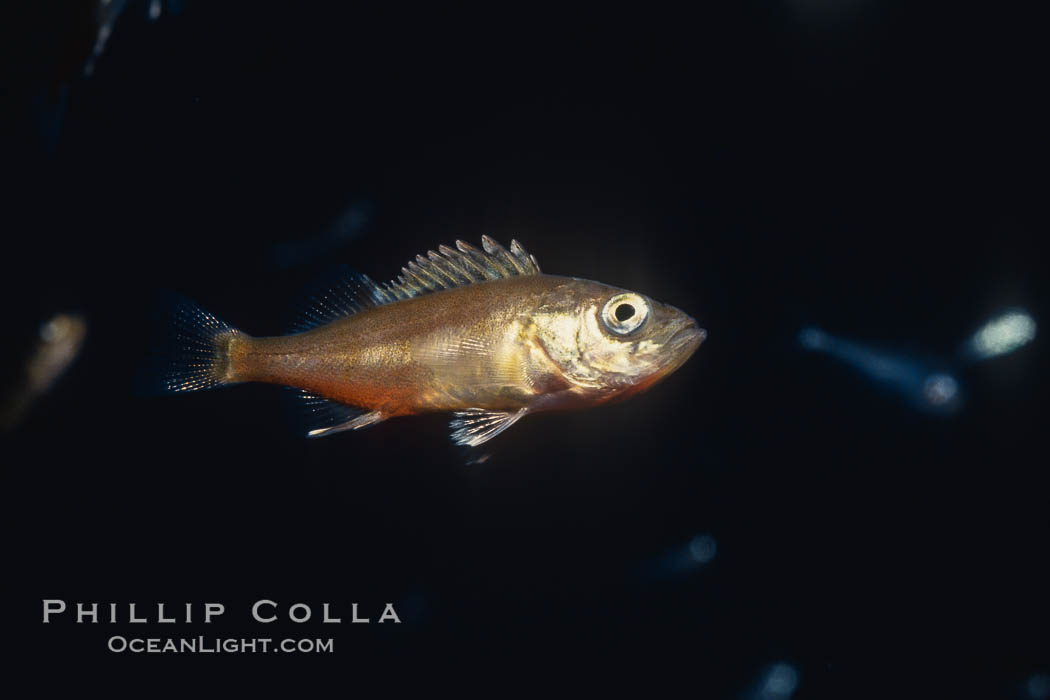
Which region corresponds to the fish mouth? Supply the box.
[668,323,707,351]
[659,323,706,375]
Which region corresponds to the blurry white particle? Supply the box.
[971,310,1036,359]
[921,373,958,406]
[865,356,898,380]
[688,534,717,564]
[1028,673,1050,700]
[797,326,919,386]
[798,327,826,350]
[149,0,161,20]
[760,663,799,700]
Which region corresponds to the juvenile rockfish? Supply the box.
[159,237,705,446]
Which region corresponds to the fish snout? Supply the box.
[668,321,707,351]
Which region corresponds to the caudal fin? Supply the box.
[142,295,247,394]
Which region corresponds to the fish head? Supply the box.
[532,278,706,402]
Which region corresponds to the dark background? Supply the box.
[4,1,1046,695]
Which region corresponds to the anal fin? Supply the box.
[307,410,385,438]
[450,408,527,447]
[285,388,384,438]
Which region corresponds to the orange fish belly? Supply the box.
[226,275,566,417]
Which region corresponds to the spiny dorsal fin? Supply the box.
[291,238,540,331]
[378,236,540,301]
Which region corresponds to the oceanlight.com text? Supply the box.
[107,636,334,654]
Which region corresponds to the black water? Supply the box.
[4,3,1046,696]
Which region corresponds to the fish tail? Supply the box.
[144,295,250,394]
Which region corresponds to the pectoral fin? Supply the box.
[449,408,527,447]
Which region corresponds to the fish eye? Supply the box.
[600,293,650,336]
[614,303,635,322]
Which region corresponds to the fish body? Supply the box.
[160,237,705,446]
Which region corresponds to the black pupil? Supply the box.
[614,303,635,322]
